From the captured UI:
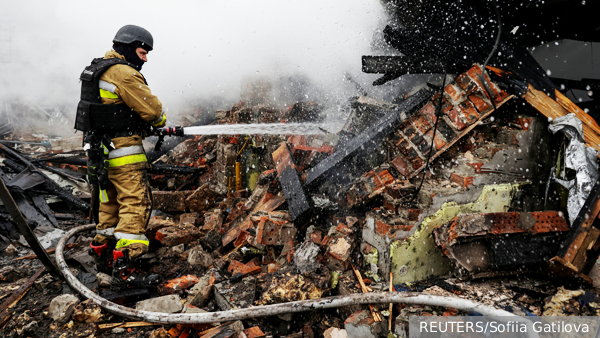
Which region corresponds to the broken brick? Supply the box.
[323,235,354,270]
[256,214,296,246]
[179,213,202,227]
[158,275,199,296]
[446,108,469,130]
[155,225,201,247]
[185,183,218,212]
[390,155,413,178]
[243,327,266,338]
[458,100,480,124]
[152,191,192,212]
[344,309,386,338]
[444,83,466,104]
[214,277,257,311]
[411,115,432,134]
[450,172,475,188]
[468,93,491,113]
[202,209,224,231]
[424,129,447,150]
[227,260,262,277]
[146,218,177,250]
[187,246,214,268]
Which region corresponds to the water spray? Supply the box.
[152,123,331,151]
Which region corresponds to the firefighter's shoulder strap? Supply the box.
[74,57,148,133]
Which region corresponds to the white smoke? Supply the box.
[0,0,388,126]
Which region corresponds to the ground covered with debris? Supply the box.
[4,1,600,337]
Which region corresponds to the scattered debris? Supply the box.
[48,294,80,324]
[4,5,600,336]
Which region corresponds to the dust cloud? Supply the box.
[0,0,388,127]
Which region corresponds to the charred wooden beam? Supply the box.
[0,267,45,328]
[550,77,600,93]
[38,156,204,176]
[2,158,89,211]
[272,144,313,223]
[304,88,432,191]
[362,56,442,74]
[0,167,54,229]
[0,174,59,276]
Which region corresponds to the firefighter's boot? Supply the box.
[110,249,160,290]
[89,241,114,274]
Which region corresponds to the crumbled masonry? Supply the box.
[4,2,600,336]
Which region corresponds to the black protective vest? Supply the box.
[74,58,149,134]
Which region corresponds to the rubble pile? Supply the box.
[4,1,600,337]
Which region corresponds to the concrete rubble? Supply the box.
[3,3,600,338]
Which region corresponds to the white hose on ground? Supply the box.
[56,224,517,324]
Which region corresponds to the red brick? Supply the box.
[446,108,469,130]
[420,102,438,124]
[382,199,398,214]
[458,100,480,124]
[444,84,465,103]
[466,66,502,101]
[385,181,415,199]
[244,327,266,338]
[233,230,250,247]
[469,94,491,113]
[203,209,223,231]
[450,173,475,188]
[365,170,394,191]
[227,259,262,277]
[336,223,354,235]
[395,137,409,150]
[403,125,417,138]
[246,257,261,268]
[158,275,199,295]
[518,117,532,131]
[408,209,422,222]
[397,142,415,159]
[424,129,447,150]
[185,184,218,212]
[146,218,176,250]
[412,115,432,134]
[409,156,424,170]
[155,225,201,246]
[467,162,484,173]
[396,225,414,232]
[310,230,323,244]
[289,135,307,146]
[390,155,413,178]
[152,191,191,212]
[455,73,475,93]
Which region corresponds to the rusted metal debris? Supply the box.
[433,211,571,277]
[5,11,600,338]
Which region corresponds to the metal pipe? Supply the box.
[56,224,518,325]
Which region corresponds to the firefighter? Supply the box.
[75,25,166,289]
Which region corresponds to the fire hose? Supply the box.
[55,224,525,326]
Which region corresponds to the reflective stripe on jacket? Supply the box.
[107,145,147,167]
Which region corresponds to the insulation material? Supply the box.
[549,113,599,224]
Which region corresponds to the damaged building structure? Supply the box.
[3,0,600,337]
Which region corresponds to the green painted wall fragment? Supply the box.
[391,183,521,283]
[363,247,380,281]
